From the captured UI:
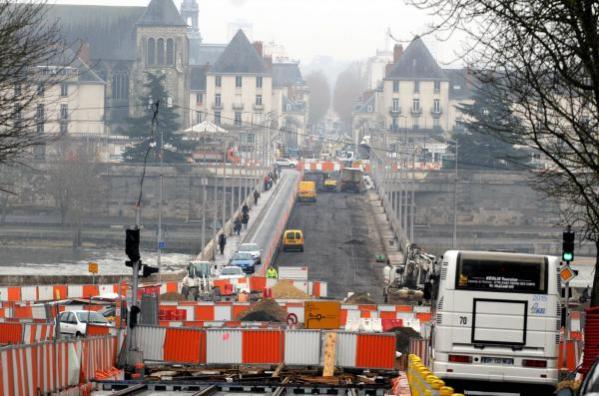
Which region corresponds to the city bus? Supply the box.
[432,250,560,395]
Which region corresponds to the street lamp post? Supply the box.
[452,140,459,249]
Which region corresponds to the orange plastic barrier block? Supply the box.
[163,328,206,364]
[7,287,20,302]
[0,323,23,344]
[233,305,249,320]
[416,313,432,322]
[82,285,99,299]
[242,330,283,364]
[195,305,215,321]
[396,305,413,313]
[356,334,395,369]
[379,311,397,320]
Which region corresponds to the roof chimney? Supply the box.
[385,63,393,77]
[393,44,403,64]
[264,55,273,69]
[78,41,91,65]
[253,41,263,57]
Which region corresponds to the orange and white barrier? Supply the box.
[0,335,117,396]
[0,322,54,345]
[133,326,396,369]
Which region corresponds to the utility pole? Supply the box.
[157,126,164,276]
[452,140,458,249]
[201,177,207,249]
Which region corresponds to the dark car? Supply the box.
[229,252,257,274]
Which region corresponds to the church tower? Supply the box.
[133,0,190,126]
[180,0,201,41]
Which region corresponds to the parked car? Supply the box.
[276,158,295,168]
[229,252,257,274]
[57,310,111,337]
[99,306,117,323]
[218,266,246,280]
[237,243,262,264]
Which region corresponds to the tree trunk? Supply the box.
[590,239,599,307]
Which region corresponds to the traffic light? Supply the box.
[562,229,575,262]
[125,228,140,262]
[141,265,159,278]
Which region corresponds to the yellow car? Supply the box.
[323,179,337,192]
[283,229,304,252]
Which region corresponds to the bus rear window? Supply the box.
[456,254,547,293]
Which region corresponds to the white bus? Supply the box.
[432,250,560,395]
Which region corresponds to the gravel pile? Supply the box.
[271,280,309,299]
[238,299,288,322]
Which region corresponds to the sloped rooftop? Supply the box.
[211,30,268,74]
[136,0,186,27]
[387,36,446,80]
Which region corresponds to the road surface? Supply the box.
[273,191,385,301]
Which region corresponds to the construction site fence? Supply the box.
[133,326,397,369]
[0,334,120,396]
[0,276,328,306]
[407,354,464,396]
[0,322,55,345]
[148,301,431,328]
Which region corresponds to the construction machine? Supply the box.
[383,244,438,304]
[339,167,364,193]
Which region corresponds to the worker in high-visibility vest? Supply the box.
[266,266,278,279]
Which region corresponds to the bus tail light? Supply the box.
[449,354,472,363]
[523,359,547,368]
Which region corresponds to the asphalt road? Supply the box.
[274,191,385,301]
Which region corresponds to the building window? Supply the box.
[214,111,221,125]
[256,76,262,88]
[215,94,221,107]
[412,98,420,112]
[234,111,242,126]
[148,38,155,65]
[393,80,399,93]
[60,103,68,120]
[414,80,420,93]
[196,111,203,123]
[434,80,441,93]
[33,146,45,161]
[215,76,221,87]
[13,104,21,124]
[391,117,398,132]
[60,122,68,135]
[166,39,174,65]
[14,84,21,97]
[433,117,440,128]
[157,38,165,65]
[37,83,44,97]
[112,71,129,100]
[392,98,399,112]
[236,76,242,88]
[246,133,255,144]
[256,94,262,106]
[60,83,68,97]
[196,93,203,104]
[433,99,441,113]
[412,119,419,130]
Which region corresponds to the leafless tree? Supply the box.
[0,1,71,166]
[407,0,599,305]
[333,63,366,128]
[45,140,105,247]
[305,71,331,125]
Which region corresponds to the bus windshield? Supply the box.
[456,253,547,293]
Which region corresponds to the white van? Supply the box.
[432,250,560,395]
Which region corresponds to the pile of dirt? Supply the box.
[344,292,375,304]
[394,327,421,353]
[160,292,186,302]
[238,299,288,322]
[271,280,309,299]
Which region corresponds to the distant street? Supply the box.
[274,191,385,301]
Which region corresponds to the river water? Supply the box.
[0,246,193,275]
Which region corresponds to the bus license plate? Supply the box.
[481,357,514,365]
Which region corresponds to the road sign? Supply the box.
[305,301,341,329]
[560,265,577,283]
[158,240,166,250]
[88,262,98,274]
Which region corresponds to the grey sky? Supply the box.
[50,0,460,65]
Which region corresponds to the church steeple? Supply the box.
[180,0,201,41]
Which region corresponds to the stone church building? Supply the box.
[46,0,202,132]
